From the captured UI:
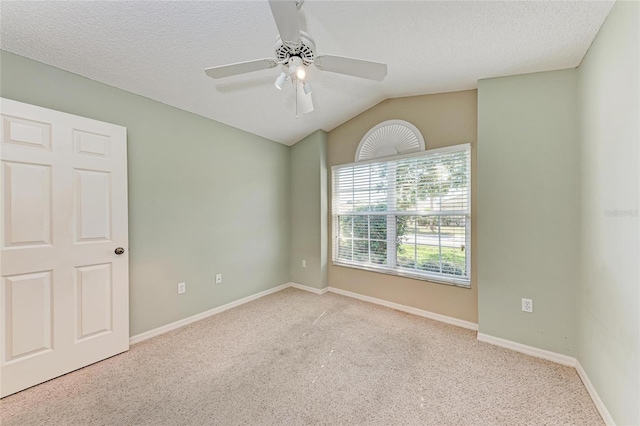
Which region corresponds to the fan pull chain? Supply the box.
[295,79,300,119]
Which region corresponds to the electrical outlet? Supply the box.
[177,282,186,294]
[215,274,222,284]
[521,298,533,313]
[302,259,307,268]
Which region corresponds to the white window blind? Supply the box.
[331,143,471,286]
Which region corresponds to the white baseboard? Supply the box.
[575,361,616,426]
[477,333,577,367]
[290,282,329,295]
[131,282,474,345]
[327,286,478,331]
[129,283,290,345]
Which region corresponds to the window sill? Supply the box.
[332,261,471,288]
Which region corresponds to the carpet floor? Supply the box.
[1,288,602,425]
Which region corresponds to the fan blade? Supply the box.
[296,81,314,115]
[314,55,388,81]
[268,0,301,45]
[205,59,277,79]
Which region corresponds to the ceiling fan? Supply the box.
[204,0,388,117]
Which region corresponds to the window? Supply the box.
[331,143,471,287]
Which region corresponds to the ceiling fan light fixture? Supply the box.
[274,72,287,90]
[288,57,306,81]
[295,66,306,80]
[303,82,312,95]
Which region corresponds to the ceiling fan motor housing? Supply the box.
[275,31,316,65]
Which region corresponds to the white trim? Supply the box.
[327,286,478,331]
[130,282,475,345]
[331,261,471,288]
[333,142,471,169]
[129,283,290,345]
[476,333,576,367]
[575,361,616,426]
[290,282,329,295]
[329,210,470,217]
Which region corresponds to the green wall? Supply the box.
[478,4,639,421]
[577,1,639,424]
[290,130,328,289]
[0,51,291,336]
[477,69,579,356]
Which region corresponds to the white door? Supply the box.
[0,98,129,397]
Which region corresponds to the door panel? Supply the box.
[74,169,111,243]
[2,161,52,248]
[0,98,128,397]
[2,271,53,362]
[76,263,112,341]
[1,115,51,151]
[73,130,111,158]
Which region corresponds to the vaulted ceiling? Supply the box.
[0,1,613,145]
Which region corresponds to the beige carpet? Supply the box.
[1,288,602,425]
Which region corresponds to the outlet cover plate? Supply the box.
[178,282,186,294]
[521,298,533,313]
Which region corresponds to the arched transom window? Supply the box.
[355,120,425,162]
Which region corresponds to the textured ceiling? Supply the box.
[0,1,613,145]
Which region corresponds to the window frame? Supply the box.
[331,143,471,288]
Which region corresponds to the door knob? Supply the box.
[115,247,125,255]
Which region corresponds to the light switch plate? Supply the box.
[215,274,222,284]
